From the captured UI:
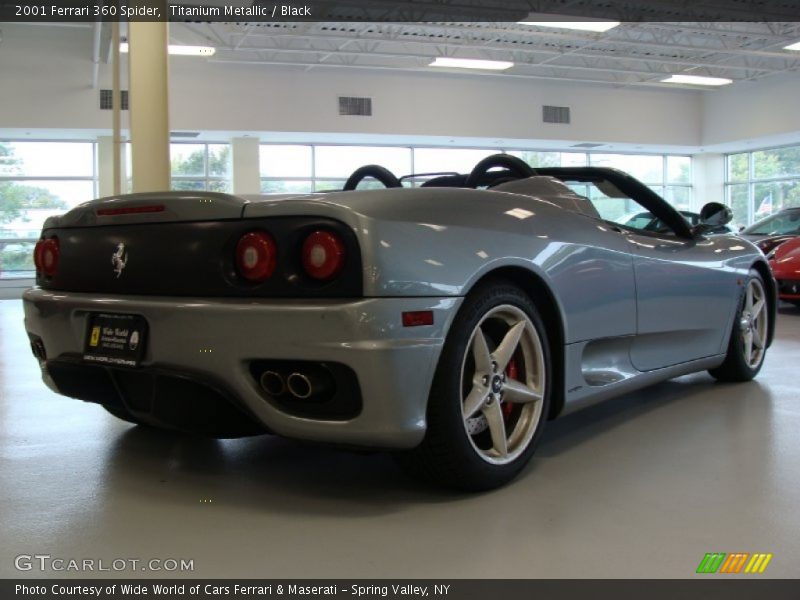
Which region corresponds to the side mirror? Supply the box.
[694,202,733,236]
[699,202,733,227]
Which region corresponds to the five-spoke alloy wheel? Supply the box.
[461,305,546,465]
[710,269,771,382]
[400,280,551,491]
[739,276,768,370]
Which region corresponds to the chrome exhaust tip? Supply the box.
[260,370,287,397]
[286,372,313,400]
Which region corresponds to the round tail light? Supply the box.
[235,231,277,282]
[302,230,346,281]
[33,239,45,271]
[40,237,60,278]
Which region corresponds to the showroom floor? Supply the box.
[1,298,798,579]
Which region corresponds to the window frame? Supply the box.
[725,142,800,227]
[170,141,231,193]
[258,144,692,201]
[0,139,99,280]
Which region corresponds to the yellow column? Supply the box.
[128,19,170,192]
[97,136,128,198]
[111,20,122,195]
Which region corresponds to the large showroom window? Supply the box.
[0,141,97,279]
[314,146,412,191]
[259,145,414,192]
[170,143,231,193]
[259,145,314,194]
[413,148,497,174]
[259,145,691,202]
[725,145,800,227]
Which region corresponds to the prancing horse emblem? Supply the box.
[111,243,128,278]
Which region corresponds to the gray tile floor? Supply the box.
[1,299,798,579]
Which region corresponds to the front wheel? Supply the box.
[709,269,769,382]
[398,281,551,491]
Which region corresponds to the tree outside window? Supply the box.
[1,142,71,275]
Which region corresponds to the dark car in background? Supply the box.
[739,207,800,255]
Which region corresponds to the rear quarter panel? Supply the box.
[244,188,637,344]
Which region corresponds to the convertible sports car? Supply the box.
[767,237,800,306]
[23,154,775,490]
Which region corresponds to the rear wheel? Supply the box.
[399,281,551,491]
[709,270,769,382]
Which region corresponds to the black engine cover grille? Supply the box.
[46,358,265,437]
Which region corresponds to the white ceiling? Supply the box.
[6,3,800,152]
[11,14,800,90]
[152,0,800,87]
[164,19,800,89]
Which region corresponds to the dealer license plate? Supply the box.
[83,313,148,367]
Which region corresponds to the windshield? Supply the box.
[619,210,697,233]
[743,210,800,235]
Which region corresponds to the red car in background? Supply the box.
[768,237,800,307]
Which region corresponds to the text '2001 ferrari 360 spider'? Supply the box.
[23,154,775,490]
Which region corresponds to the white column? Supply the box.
[128,20,170,193]
[692,153,725,211]
[231,137,261,194]
[97,136,128,198]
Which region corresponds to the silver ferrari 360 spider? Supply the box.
[23,154,775,490]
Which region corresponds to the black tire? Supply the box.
[398,280,551,491]
[709,269,769,382]
[791,300,800,308]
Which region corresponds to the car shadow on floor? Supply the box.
[536,374,773,458]
[96,369,774,513]
[101,423,468,513]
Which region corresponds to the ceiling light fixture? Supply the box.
[518,21,620,32]
[661,74,732,86]
[784,41,800,50]
[429,57,514,71]
[120,43,216,56]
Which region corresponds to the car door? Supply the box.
[574,173,740,372]
[620,228,740,371]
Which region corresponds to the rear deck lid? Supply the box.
[45,192,250,229]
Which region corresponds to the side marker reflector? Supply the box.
[402,311,434,327]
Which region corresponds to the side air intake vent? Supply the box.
[543,105,570,124]
[100,90,129,110]
[338,96,373,116]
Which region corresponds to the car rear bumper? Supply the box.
[22,288,461,448]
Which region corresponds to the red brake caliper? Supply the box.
[503,357,518,418]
